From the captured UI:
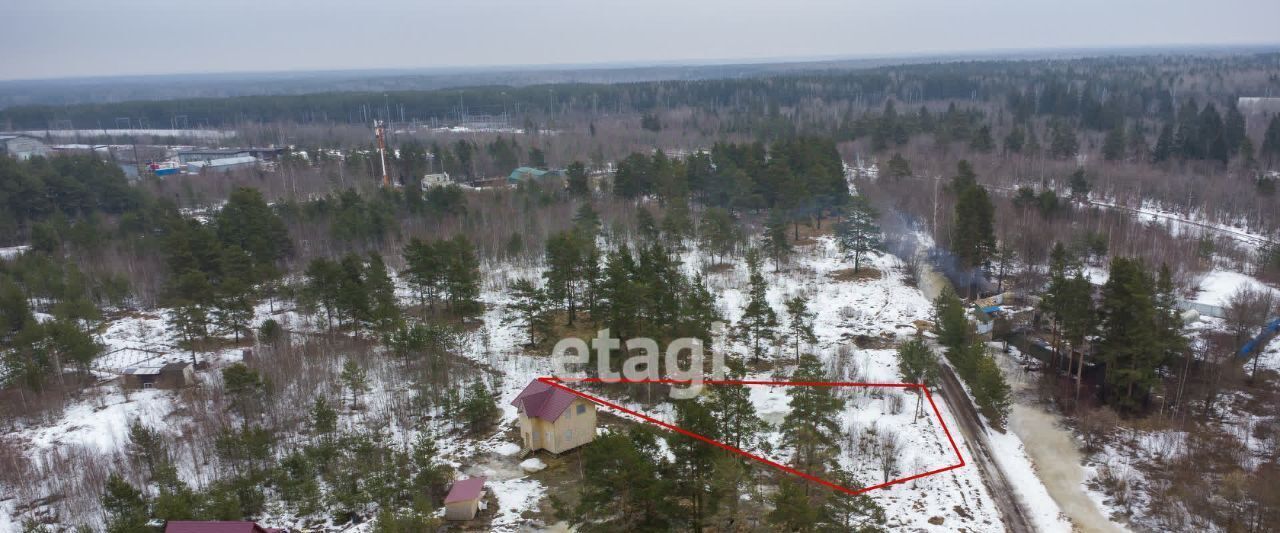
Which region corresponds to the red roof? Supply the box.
[444,477,487,504]
[511,380,579,422]
[164,522,272,533]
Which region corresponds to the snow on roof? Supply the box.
[122,366,163,376]
[187,155,258,168]
[444,477,487,504]
[511,380,579,422]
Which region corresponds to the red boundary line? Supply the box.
[536,377,967,496]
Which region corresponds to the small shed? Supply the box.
[444,477,486,521]
[163,521,284,533]
[122,362,194,390]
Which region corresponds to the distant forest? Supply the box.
[4,53,1279,136]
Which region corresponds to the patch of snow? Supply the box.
[519,458,547,473]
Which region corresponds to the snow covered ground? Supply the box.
[0,234,1059,531]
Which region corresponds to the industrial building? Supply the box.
[0,134,51,160]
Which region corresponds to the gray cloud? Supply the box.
[3,0,1278,80]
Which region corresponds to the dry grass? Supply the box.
[830,266,882,281]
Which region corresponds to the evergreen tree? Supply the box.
[974,354,1011,426]
[1102,123,1127,161]
[1152,123,1175,162]
[544,230,597,325]
[1049,119,1079,159]
[1262,116,1280,166]
[364,253,400,332]
[304,257,343,330]
[934,287,970,352]
[102,474,149,533]
[564,430,674,531]
[460,380,498,435]
[1003,126,1026,154]
[214,187,292,282]
[969,124,995,153]
[442,235,482,316]
[834,196,883,273]
[707,360,769,450]
[566,160,589,195]
[1097,258,1165,411]
[782,354,845,475]
[897,338,938,386]
[784,295,817,363]
[768,477,818,532]
[885,153,912,179]
[763,210,792,271]
[669,398,722,530]
[738,252,779,361]
[340,358,367,409]
[508,279,550,346]
[1224,104,1246,156]
[951,179,996,271]
[311,395,338,439]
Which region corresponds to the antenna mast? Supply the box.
[374,120,390,187]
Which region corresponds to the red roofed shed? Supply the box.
[444,477,486,521]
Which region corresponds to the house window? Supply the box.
[565,429,573,442]
[576,404,586,415]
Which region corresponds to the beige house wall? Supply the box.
[517,398,597,454]
[444,497,480,520]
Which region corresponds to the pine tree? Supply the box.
[1152,123,1175,162]
[566,160,590,195]
[1102,123,1127,161]
[707,360,769,450]
[214,187,292,282]
[442,235,482,316]
[768,477,819,532]
[1224,104,1246,156]
[311,395,337,439]
[763,210,792,271]
[1097,258,1164,411]
[365,253,401,332]
[565,430,674,531]
[460,380,497,435]
[544,230,596,325]
[508,279,550,346]
[1262,116,1280,166]
[969,124,995,153]
[934,287,970,352]
[1003,126,1026,154]
[974,354,1011,426]
[784,295,817,363]
[305,257,343,330]
[738,252,779,362]
[885,153,912,178]
[897,338,939,386]
[670,398,722,530]
[951,180,995,271]
[340,358,367,409]
[102,474,150,533]
[782,354,845,475]
[835,195,883,273]
[402,237,445,309]
[1049,119,1079,159]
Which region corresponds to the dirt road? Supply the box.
[937,365,1036,533]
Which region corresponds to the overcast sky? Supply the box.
[3,0,1278,81]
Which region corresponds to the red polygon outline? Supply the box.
[537,376,967,496]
